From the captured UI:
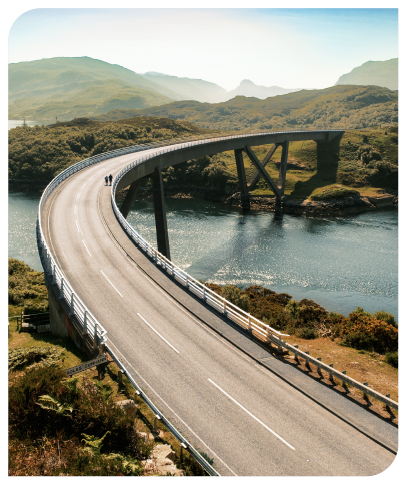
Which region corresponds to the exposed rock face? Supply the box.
[142,444,185,476]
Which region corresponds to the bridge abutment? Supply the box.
[45,276,99,358]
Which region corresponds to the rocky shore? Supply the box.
[225,191,397,217]
[117,185,397,218]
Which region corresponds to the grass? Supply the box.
[215,126,397,200]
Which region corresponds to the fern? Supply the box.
[36,395,74,416]
[81,431,110,456]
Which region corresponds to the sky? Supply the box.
[6,3,399,91]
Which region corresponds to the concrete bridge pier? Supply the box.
[247,143,279,191]
[277,141,289,195]
[234,148,250,211]
[152,167,171,260]
[120,179,143,218]
[244,145,281,198]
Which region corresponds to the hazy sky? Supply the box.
[7,4,398,91]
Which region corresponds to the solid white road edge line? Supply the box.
[137,313,180,354]
[101,270,124,298]
[82,239,92,258]
[106,338,237,476]
[208,378,296,451]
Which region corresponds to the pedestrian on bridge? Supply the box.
[109,174,113,185]
[105,175,108,185]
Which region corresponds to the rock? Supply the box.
[150,444,176,462]
[115,399,137,410]
[366,194,395,207]
[141,444,185,476]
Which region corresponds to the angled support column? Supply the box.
[244,145,281,198]
[234,148,250,210]
[152,167,171,260]
[247,143,279,190]
[277,141,289,195]
[119,179,143,218]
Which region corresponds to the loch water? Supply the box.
[8,188,398,319]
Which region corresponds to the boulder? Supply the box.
[115,399,137,411]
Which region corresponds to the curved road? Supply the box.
[41,145,396,476]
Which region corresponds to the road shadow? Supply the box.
[289,133,344,199]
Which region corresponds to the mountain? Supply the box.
[9,57,307,121]
[335,58,398,91]
[141,72,228,103]
[227,79,300,99]
[92,85,398,132]
[8,57,178,120]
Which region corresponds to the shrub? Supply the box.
[9,367,143,458]
[373,311,397,328]
[385,351,398,368]
[339,312,398,354]
[221,285,249,312]
[296,327,318,339]
[285,299,300,319]
[311,187,359,201]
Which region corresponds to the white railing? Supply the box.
[37,127,396,460]
[37,129,338,475]
[110,132,398,412]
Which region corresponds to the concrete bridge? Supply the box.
[117,130,342,259]
[37,130,397,476]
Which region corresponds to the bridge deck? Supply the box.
[40,136,396,476]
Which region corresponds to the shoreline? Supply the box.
[9,178,397,218]
[117,185,398,218]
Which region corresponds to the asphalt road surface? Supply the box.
[41,147,397,476]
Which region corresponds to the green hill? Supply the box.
[92,85,398,132]
[8,57,177,121]
[335,59,398,91]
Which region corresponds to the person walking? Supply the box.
[109,174,113,186]
[105,175,108,185]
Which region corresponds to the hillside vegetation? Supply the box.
[335,58,398,91]
[8,117,398,197]
[93,85,398,132]
[8,117,214,183]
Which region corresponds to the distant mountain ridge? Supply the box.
[335,58,398,91]
[92,85,398,133]
[227,79,300,99]
[8,56,304,120]
[8,56,398,122]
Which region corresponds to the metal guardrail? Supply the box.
[106,345,219,476]
[110,133,398,412]
[36,128,397,471]
[268,335,398,412]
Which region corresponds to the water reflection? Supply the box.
[8,188,398,319]
[128,197,398,318]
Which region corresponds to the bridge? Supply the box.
[37,130,397,476]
